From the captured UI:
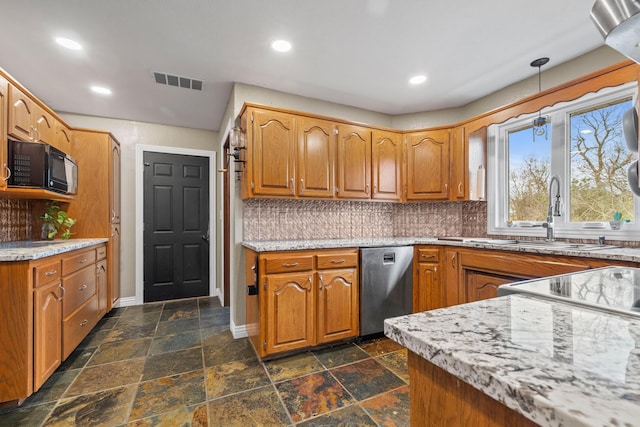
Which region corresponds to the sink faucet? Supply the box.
[543,175,561,241]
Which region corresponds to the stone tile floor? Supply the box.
[0,297,410,426]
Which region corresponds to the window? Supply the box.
[488,82,639,239]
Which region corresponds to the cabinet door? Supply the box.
[33,280,63,390]
[406,129,450,200]
[96,259,108,318]
[54,121,73,152]
[250,109,296,196]
[110,137,121,223]
[296,118,335,198]
[316,268,358,343]
[449,126,466,200]
[0,76,8,189]
[8,84,34,141]
[443,249,461,307]
[465,271,516,303]
[34,105,55,145]
[336,124,371,199]
[264,272,314,354]
[414,263,443,312]
[371,130,402,201]
[110,224,120,306]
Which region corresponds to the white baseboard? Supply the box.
[114,296,137,308]
[230,319,248,339]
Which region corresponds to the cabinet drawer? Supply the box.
[62,266,97,318]
[96,245,107,261]
[34,259,61,287]
[62,249,96,275]
[63,295,98,359]
[417,248,440,263]
[316,252,358,269]
[264,255,313,274]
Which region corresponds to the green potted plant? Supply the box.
[40,202,76,240]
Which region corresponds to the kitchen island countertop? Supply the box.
[385,293,640,427]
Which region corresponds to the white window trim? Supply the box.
[487,82,640,241]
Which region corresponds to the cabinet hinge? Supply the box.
[263,341,267,350]
[334,128,338,135]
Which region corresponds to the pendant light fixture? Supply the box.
[531,57,550,141]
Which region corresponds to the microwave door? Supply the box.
[65,158,78,194]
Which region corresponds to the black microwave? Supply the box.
[7,140,78,195]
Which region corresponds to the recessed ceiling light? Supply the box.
[90,85,112,96]
[409,75,427,85]
[271,40,292,52]
[55,37,82,50]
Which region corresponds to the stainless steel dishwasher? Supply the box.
[359,246,413,336]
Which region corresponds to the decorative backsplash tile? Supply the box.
[0,199,33,242]
[242,199,488,241]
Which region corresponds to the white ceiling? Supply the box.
[0,0,605,132]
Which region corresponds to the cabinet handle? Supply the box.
[366,184,370,195]
[300,178,304,193]
[451,253,457,269]
[282,262,299,268]
[2,164,10,182]
[373,185,377,194]
[111,210,116,221]
[444,183,448,195]
[330,259,345,264]
[79,284,88,291]
[79,258,87,264]
[56,284,65,302]
[80,319,88,327]
[45,269,57,276]
[434,266,438,279]
[29,126,35,141]
[319,274,324,291]
[421,254,436,260]
[458,182,463,194]
[290,178,295,195]
[34,128,41,142]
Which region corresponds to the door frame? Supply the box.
[134,144,217,305]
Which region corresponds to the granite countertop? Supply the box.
[384,294,640,427]
[242,237,640,263]
[0,238,109,261]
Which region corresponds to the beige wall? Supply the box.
[59,113,219,301]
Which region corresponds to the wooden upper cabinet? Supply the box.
[53,121,73,151]
[0,76,8,189]
[33,104,55,145]
[7,84,55,145]
[372,130,402,201]
[8,84,34,142]
[449,126,466,200]
[250,108,296,196]
[336,124,371,199]
[297,117,335,198]
[405,129,450,200]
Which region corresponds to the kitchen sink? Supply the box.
[510,241,619,251]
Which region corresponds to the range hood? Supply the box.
[591,0,640,63]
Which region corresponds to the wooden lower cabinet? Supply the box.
[413,247,443,312]
[33,280,63,390]
[264,272,315,355]
[316,268,359,343]
[465,270,520,302]
[0,243,108,405]
[408,351,537,426]
[246,248,359,359]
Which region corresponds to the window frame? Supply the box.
[487,82,640,240]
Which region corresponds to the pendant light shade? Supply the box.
[531,57,550,141]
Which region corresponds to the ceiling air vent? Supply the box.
[152,71,203,91]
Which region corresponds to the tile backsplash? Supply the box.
[0,199,32,242]
[243,199,488,241]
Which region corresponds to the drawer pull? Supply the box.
[282,262,299,268]
[45,270,57,276]
[330,259,346,264]
[421,254,436,259]
[79,319,88,327]
[78,258,88,264]
[79,284,88,291]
